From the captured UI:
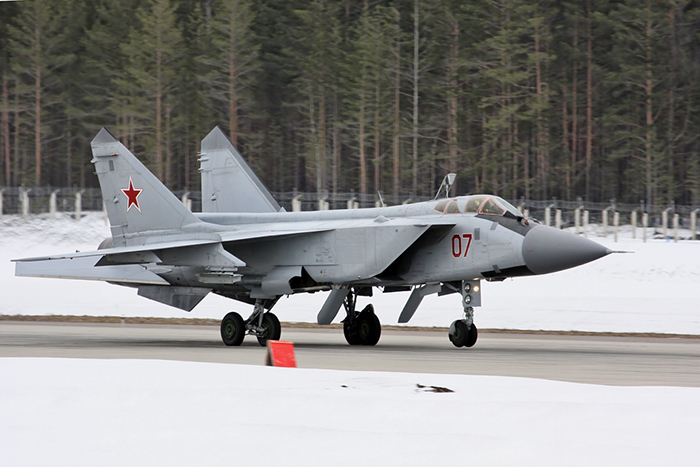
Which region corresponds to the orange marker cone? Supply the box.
[265,340,297,367]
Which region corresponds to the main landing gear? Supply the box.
[342,289,381,346]
[448,280,480,348]
[220,299,281,347]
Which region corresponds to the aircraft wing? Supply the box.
[14,255,169,285]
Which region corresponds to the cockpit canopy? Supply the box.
[434,195,523,219]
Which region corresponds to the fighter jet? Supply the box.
[14,128,612,348]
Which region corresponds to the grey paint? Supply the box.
[14,128,614,327]
[200,127,282,214]
[317,289,350,325]
[522,226,610,275]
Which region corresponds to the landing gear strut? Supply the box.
[220,299,281,347]
[342,289,381,346]
[448,280,480,348]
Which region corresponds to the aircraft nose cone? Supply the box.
[522,225,611,275]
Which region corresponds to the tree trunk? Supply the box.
[644,4,653,205]
[571,22,578,200]
[2,75,10,186]
[66,118,72,186]
[393,27,400,200]
[359,88,367,195]
[332,91,340,199]
[34,27,42,187]
[228,18,238,147]
[411,0,419,198]
[447,11,459,194]
[374,83,381,194]
[13,90,20,186]
[585,0,593,202]
[318,87,326,193]
[165,105,172,186]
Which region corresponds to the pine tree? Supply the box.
[198,0,259,148]
[117,0,183,185]
[8,0,72,186]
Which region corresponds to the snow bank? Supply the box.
[1,358,697,467]
[2,213,699,334]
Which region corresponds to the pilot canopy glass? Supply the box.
[435,195,523,218]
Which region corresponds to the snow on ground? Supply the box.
[1,358,698,467]
[1,212,699,334]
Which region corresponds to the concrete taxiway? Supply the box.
[1,321,698,387]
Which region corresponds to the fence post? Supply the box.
[662,209,668,239]
[21,189,29,216]
[692,210,698,241]
[545,206,551,227]
[555,209,562,229]
[631,210,637,239]
[0,189,3,217]
[642,212,648,243]
[318,199,329,211]
[574,207,581,234]
[347,197,358,210]
[602,209,608,236]
[74,191,82,220]
[614,211,619,243]
[523,208,529,219]
[673,213,679,243]
[292,196,302,212]
[181,192,192,211]
[49,190,58,217]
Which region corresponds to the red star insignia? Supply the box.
[121,176,143,212]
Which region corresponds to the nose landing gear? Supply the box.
[448,280,480,348]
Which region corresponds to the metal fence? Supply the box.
[1,186,699,239]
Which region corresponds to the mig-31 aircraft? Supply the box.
[14,128,612,348]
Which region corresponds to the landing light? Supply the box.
[474,285,480,293]
[464,294,472,304]
[464,283,471,293]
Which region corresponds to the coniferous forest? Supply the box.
[2,0,700,206]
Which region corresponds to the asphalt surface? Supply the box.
[1,321,699,387]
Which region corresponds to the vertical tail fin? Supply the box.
[91,128,200,245]
[199,127,282,213]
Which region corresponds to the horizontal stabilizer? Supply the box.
[15,255,169,285]
[200,127,282,213]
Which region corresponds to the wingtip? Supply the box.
[91,127,118,145]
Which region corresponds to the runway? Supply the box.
[1,320,698,387]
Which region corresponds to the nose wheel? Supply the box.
[449,281,480,348]
[449,320,478,348]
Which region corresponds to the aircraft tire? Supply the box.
[449,320,468,348]
[343,320,362,345]
[256,313,281,347]
[357,306,381,346]
[221,312,245,346]
[465,324,478,348]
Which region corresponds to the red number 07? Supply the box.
[451,234,473,258]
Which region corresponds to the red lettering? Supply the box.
[462,234,472,257]
[452,233,473,258]
[452,234,461,258]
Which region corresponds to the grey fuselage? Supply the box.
[139,196,607,305]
